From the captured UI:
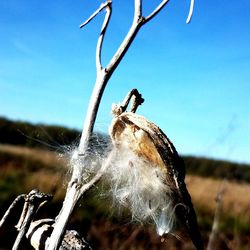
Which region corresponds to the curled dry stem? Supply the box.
[8,189,52,250]
[0,194,25,229]
[48,0,194,249]
[112,88,144,116]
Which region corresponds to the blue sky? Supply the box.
[0,0,250,164]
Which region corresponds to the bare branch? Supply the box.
[79,1,110,29]
[47,184,81,250]
[106,21,141,75]
[134,0,142,21]
[106,0,171,73]
[47,149,114,250]
[144,0,170,24]
[13,190,52,250]
[186,0,195,24]
[96,1,112,71]
[0,194,25,229]
[77,69,106,155]
[15,197,30,230]
[80,1,112,71]
[13,203,36,250]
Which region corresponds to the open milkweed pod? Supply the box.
[107,90,203,250]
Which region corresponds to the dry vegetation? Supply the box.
[0,144,66,167]
[2,144,249,220]
[1,144,250,249]
[186,175,250,220]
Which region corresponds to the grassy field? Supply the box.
[0,144,250,249]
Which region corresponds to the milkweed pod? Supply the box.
[108,111,204,250]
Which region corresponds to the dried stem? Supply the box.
[12,202,36,250]
[47,148,114,249]
[96,2,112,71]
[12,190,52,250]
[134,0,142,19]
[144,0,170,24]
[79,1,110,28]
[186,0,195,24]
[15,198,30,230]
[0,194,25,229]
[112,88,144,115]
[47,0,190,249]
[207,181,226,250]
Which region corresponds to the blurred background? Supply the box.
[0,0,250,249]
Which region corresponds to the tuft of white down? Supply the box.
[69,146,105,183]
[105,147,176,235]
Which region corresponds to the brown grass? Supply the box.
[1,144,250,219]
[0,144,66,167]
[186,175,250,219]
[1,145,250,249]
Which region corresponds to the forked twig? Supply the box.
[48,1,194,249]
[13,190,52,250]
[80,0,112,71]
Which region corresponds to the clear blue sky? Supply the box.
[1,0,250,164]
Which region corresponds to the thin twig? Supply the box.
[79,1,110,29]
[15,198,30,230]
[95,1,112,71]
[186,0,195,24]
[107,0,172,73]
[0,194,25,229]
[78,1,112,155]
[12,189,52,250]
[106,20,141,75]
[113,88,144,115]
[207,181,226,250]
[13,202,36,250]
[80,1,112,71]
[144,0,170,24]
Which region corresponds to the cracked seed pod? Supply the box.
[26,219,92,250]
[108,111,204,250]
